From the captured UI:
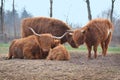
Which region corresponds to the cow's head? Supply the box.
[29,27,66,52]
[64,32,78,48]
[67,28,87,47]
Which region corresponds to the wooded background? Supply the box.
[0,0,120,46]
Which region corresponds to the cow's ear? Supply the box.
[81,30,86,34]
[51,40,60,48]
[54,40,60,46]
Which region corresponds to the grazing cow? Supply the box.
[68,18,113,59]
[21,17,78,48]
[46,44,70,60]
[8,28,64,59]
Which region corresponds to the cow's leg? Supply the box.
[46,53,51,60]
[9,50,18,59]
[46,54,53,60]
[86,44,92,59]
[23,49,35,59]
[46,56,51,60]
[35,53,41,59]
[93,44,99,59]
[7,40,16,59]
[56,54,64,60]
[24,53,35,59]
[104,34,112,56]
[56,56,61,60]
[101,42,105,56]
[7,53,12,59]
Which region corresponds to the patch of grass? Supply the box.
[108,47,120,53]
[0,43,120,54]
[65,44,120,53]
[65,45,87,52]
[0,43,10,54]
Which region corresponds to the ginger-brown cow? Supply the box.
[8,28,64,59]
[8,35,42,59]
[68,18,114,59]
[46,44,70,60]
[21,17,78,48]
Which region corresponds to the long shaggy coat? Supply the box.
[46,44,70,60]
[72,18,114,58]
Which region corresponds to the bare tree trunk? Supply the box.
[50,0,53,17]
[0,0,4,34]
[13,0,16,38]
[110,0,115,22]
[0,0,7,43]
[85,0,92,21]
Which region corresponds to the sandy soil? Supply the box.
[0,52,120,80]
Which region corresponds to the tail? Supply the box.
[106,28,113,47]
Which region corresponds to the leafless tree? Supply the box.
[13,0,17,38]
[0,0,4,34]
[50,0,53,17]
[85,0,92,21]
[0,0,7,42]
[110,0,115,22]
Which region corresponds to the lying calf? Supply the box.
[47,44,70,60]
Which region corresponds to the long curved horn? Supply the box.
[52,32,68,39]
[67,30,74,33]
[28,27,41,36]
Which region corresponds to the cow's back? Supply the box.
[85,19,113,45]
[9,35,40,59]
[21,17,71,38]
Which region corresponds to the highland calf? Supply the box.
[46,44,70,60]
[8,28,64,59]
[68,18,113,59]
[21,17,78,48]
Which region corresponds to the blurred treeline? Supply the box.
[0,8,32,42]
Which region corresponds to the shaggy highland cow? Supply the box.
[68,18,113,59]
[21,17,78,48]
[8,36,42,59]
[8,28,64,59]
[47,44,70,60]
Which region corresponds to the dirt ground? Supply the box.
[0,52,120,80]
